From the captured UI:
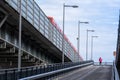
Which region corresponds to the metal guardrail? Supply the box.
[0,60,93,80]
[113,61,120,80]
[19,62,93,80]
[94,62,113,66]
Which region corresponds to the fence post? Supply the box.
[13,69,16,80]
[26,68,28,77]
[5,70,7,80]
[31,67,33,76]
[36,67,38,74]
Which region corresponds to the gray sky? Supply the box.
[35,0,120,62]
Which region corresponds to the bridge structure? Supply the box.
[0,0,82,69]
[0,0,119,80]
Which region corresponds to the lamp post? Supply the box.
[18,0,22,71]
[62,3,78,64]
[91,36,98,60]
[86,29,95,60]
[77,21,89,57]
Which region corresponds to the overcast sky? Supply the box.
[35,0,120,62]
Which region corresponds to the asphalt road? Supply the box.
[54,65,112,80]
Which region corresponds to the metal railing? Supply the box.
[113,61,120,80]
[0,60,93,80]
[19,61,93,80]
[94,62,113,66]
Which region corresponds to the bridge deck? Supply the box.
[54,65,112,80]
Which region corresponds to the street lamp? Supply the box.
[62,3,78,64]
[91,36,98,60]
[86,29,95,60]
[77,21,89,57]
[18,0,22,71]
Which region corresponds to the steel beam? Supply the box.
[0,15,8,28]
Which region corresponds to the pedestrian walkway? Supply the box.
[54,65,112,80]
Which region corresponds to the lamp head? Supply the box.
[91,30,95,32]
[79,21,89,24]
[72,5,79,8]
[92,36,98,38]
[84,22,89,24]
[87,30,95,32]
[64,4,79,8]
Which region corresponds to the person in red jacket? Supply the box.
[99,57,102,65]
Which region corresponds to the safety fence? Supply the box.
[94,62,113,66]
[0,60,93,80]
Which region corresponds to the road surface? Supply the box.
[53,65,112,80]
